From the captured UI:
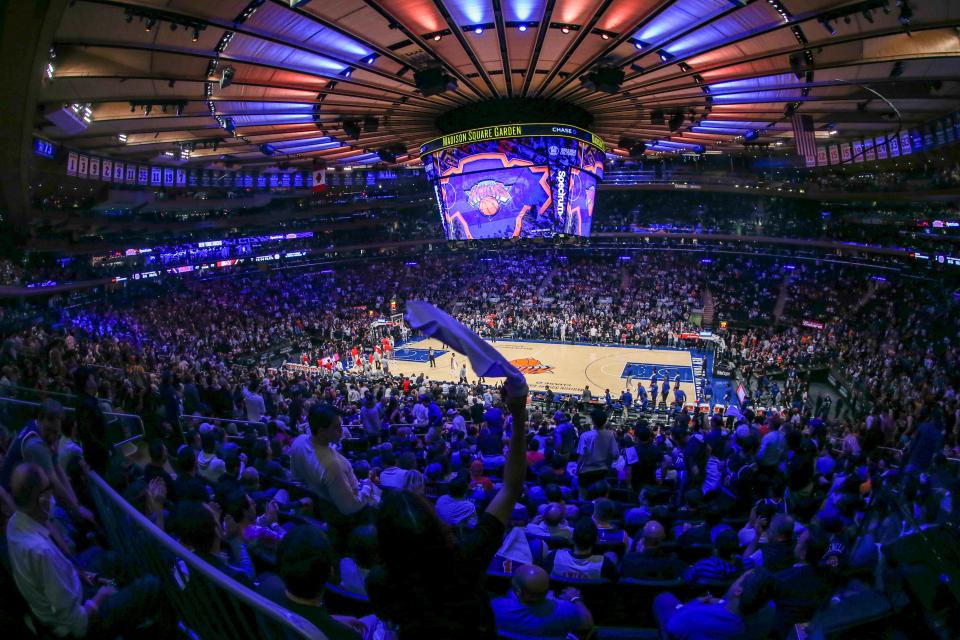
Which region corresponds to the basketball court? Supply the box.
[388,337,701,401]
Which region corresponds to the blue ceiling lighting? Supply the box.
[270,136,332,148]
[231,114,315,126]
[504,0,539,22]
[691,126,749,135]
[710,73,796,92]
[636,0,732,42]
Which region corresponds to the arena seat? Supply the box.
[322,583,373,618]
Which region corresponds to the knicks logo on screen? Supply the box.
[510,358,554,374]
[467,180,511,216]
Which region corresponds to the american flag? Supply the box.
[792,114,817,167]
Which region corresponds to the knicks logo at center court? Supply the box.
[467,180,511,216]
[510,357,554,374]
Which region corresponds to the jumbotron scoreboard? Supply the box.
[419,123,605,240]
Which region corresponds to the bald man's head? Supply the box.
[642,520,665,548]
[544,504,565,526]
[10,463,52,521]
[512,564,550,604]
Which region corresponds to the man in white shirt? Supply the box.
[7,463,162,638]
[289,405,377,522]
[243,381,266,422]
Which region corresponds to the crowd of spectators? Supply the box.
[0,245,959,639]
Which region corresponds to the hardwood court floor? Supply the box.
[388,337,698,400]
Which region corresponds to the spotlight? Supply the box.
[220,65,235,90]
[634,41,643,49]
[366,55,376,64]
[658,50,674,62]
[601,33,610,40]
[117,133,127,143]
[898,1,912,26]
[343,68,352,77]
[145,17,156,32]
[561,26,570,34]
[433,33,442,41]
[192,28,200,42]
[518,24,527,32]
[474,27,484,35]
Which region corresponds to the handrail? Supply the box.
[3,384,80,403]
[0,396,145,449]
[85,471,327,640]
[179,414,267,430]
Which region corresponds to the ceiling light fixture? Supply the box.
[561,26,570,34]
[433,33,442,41]
[518,24,527,32]
[474,26,484,35]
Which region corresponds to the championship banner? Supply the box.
[852,140,864,163]
[900,130,912,155]
[828,145,839,165]
[88,157,100,180]
[816,146,827,166]
[840,142,851,162]
[101,159,112,181]
[875,136,887,160]
[66,152,78,176]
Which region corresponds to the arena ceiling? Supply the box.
[37,0,960,168]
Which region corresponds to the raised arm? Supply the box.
[485,393,528,526]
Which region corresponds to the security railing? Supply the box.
[86,471,326,640]
[0,396,145,454]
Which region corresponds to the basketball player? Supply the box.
[636,383,647,411]
[625,373,633,391]
[459,363,468,384]
[450,352,457,372]
[660,378,670,404]
[428,346,436,368]
[648,380,658,409]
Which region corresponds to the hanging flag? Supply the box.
[791,114,817,168]
[312,169,327,193]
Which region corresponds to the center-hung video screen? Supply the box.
[420,125,605,240]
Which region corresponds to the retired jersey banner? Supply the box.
[889,135,900,157]
[138,165,149,185]
[175,169,186,187]
[88,157,99,180]
[816,146,828,166]
[125,164,137,184]
[66,152,78,176]
[852,140,864,163]
[840,142,852,162]
[101,159,112,181]
[875,136,887,160]
[900,130,912,155]
[150,166,162,186]
[864,138,875,161]
[113,161,124,182]
[163,168,174,187]
[828,145,840,165]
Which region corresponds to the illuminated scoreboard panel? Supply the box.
[420,124,605,240]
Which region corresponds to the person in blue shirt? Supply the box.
[674,386,687,407]
[653,568,775,640]
[605,389,613,406]
[636,383,648,410]
[660,379,671,404]
[620,389,633,408]
[649,380,659,408]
